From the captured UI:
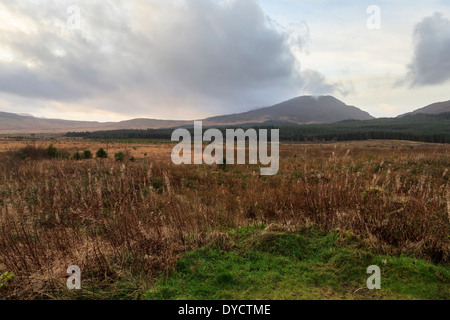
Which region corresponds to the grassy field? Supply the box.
[0,139,449,299]
[145,226,449,300]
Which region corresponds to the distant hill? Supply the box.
[0,112,189,134]
[0,111,106,133]
[399,100,450,117]
[0,95,375,133]
[202,96,374,126]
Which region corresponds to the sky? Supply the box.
[0,0,449,122]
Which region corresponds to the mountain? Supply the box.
[0,111,106,133]
[0,112,188,134]
[399,100,450,117]
[0,95,374,133]
[202,96,374,126]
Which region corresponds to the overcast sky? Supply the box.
[0,0,449,121]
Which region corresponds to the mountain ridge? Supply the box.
[0,95,398,134]
[398,100,450,118]
[201,96,374,126]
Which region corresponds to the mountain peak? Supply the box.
[199,95,374,127]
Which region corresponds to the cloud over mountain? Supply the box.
[0,0,336,118]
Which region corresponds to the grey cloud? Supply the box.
[148,0,301,100]
[0,62,85,100]
[299,69,335,96]
[299,69,353,97]
[407,13,450,86]
[0,0,336,117]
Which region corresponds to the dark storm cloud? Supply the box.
[0,0,336,116]
[407,13,450,86]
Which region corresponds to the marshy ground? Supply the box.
[0,139,448,299]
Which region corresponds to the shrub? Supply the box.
[151,177,165,192]
[73,152,83,160]
[96,148,108,159]
[83,150,93,159]
[114,152,125,162]
[47,144,58,158]
[46,144,70,159]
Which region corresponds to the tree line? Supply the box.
[65,113,450,144]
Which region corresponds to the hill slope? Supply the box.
[0,112,189,134]
[203,96,374,126]
[0,111,107,133]
[399,100,450,117]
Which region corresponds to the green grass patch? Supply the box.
[145,227,449,300]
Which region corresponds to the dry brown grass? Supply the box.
[0,138,174,162]
[0,139,448,299]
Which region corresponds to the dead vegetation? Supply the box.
[0,140,448,299]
